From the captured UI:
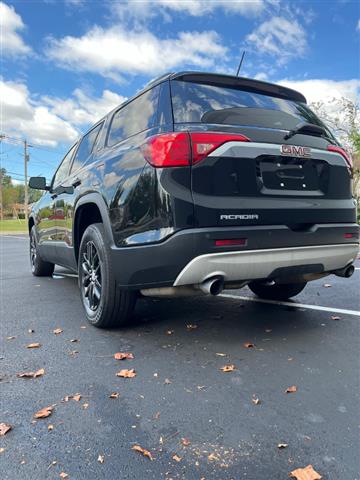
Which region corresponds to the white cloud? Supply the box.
[1,78,126,147]
[113,0,271,20]
[0,2,31,56]
[246,16,307,64]
[45,26,227,79]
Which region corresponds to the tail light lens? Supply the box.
[327,145,353,170]
[215,238,247,247]
[141,132,250,168]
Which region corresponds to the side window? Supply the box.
[70,122,103,174]
[52,144,77,188]
[108,85,160,146]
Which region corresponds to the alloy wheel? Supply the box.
[81,241,102,312]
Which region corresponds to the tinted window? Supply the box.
[171,80,335,139]
[71,123,103,173]
[53,144,77,187]
[108,85,160,146]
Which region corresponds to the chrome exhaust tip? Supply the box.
[334,264,355,278]
[199,277,224,296]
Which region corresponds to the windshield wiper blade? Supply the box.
[284,122,327,140]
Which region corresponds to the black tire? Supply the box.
[248,281,307,301]
[30,226,55,277]
[78,223,137,328]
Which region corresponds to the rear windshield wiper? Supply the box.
[284,122,328,141]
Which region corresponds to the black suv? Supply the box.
[29,71,359,328]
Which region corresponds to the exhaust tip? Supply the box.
[345,265,355,278]
[199,277,224,296]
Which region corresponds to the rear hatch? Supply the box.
[170,74,355,228]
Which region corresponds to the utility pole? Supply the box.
[0,134,5,221]
[24,140,30,223]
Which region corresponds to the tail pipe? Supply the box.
[199,276,224,296]
[334,264,355,278]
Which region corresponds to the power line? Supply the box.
[0,133,66,155]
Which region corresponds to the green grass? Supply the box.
[0,219,28,233]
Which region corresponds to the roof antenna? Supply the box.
[236,50,246,77]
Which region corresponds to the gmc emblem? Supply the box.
[281,145,311,157]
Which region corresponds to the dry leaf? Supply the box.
[34,405,53,419]
[252,396,260,405]
[48,424,54,431]
[154,411,160,420]
[6,336,16,340]
[278,443,288,449]
[59,473,69,479]
[117,369,136,378]
[323,283,332,288]
[186,324,198,330]
[172,454,182,462]
[27,343,41,349]
[0,423,12,436]
[17,368,45,379]
[216,352,226,357]
[72,394,81,402]
[289,464,322,480]
[285,386,297,394]
[164,378,172,385]
[265,329,272,333]
[166,330,174,335]
[243,342,255,348]
[97,454,105,464]
[181,438,191,446]
[80,326,86,329]
[114,352,134,360]
[0,447,5,453]
[132,444,153,460]
[208,453,219,461]
[82,403,89,409]
[109,392,119,399]
[220,364,236,372]
[69,339,79,343]
[53,328,63,335]
[331,315,340,321]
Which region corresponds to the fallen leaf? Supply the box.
[17,368,45,379]
[172,454,182,462]
[278,443,288,449]
[265,329,272,333]
[80,325,86,329]
[72,394,81,402]
[186,324,198,330]
[220,364,236,372]
[97,454,105,464]
[166,330,174,335]
[331,315,341,321]
[0,447,5,453]
[53,328,63,335]
[289,464,322,480]
[34,406,53,419]
[6,336,16,340]
[0,423,12,436]
[216,352,226,357]
[26,343,41,349]
[117,369,136,378]
[323,283,332,288]
[252,396,261,405]
[109,392,119,399]
[243,342,255,348]
[48,424,54,431]
[59,473,69,479]
[164,378,172,385]
[114,352,134,360]
[181,438,191,446]
[154,411,160,420]
[285,386,298,394]
[132,444,153,460]
[208,453,219,461]
[69,339,79,343]
[82,403,89,409]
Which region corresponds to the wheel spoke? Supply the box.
[82,240,102,312]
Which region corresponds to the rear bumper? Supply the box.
[110,223,359,289]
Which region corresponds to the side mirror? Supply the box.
[29,177,48,191]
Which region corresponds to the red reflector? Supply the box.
[344,233,355,239]
[327,145,353,169]
[215,239,247,247]
[191,132,251,164]
[141,132,251,168]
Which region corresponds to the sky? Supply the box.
[0,0,359,183]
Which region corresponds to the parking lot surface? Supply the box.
[1,235,359,480]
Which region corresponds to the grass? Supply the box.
[0,219,28,233]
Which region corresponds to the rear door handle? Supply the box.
[72,178,81,188]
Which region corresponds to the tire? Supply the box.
[78,223,137,328]
[248,281,307,301]
[30,226,55,277]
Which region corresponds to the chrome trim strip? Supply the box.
[173,244,359,286]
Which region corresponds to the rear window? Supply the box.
[171,80,334,137]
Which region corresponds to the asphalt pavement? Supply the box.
[1,234,359,480]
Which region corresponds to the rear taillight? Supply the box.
[215,239,247,247]
[327,145,353,170]
[141,132,250,168]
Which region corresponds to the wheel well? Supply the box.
[28,217,35,233]
[74,203,103,261]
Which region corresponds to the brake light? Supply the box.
[141,132,251,168]
[327,145,353,170]
[215,239,247,247]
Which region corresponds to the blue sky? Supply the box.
[1,0,359,183]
